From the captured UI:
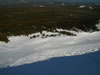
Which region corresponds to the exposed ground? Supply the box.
[0,5,100,42]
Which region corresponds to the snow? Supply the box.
[39,5,45,8]
[79,5,86,8]
[0,23,100,68]
[96,21,100,29]
[61,3,65,5]
[79,5,94,9]
[89,6,93,9]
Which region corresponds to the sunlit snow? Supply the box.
[0,23,100,68]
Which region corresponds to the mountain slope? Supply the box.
[0,0,100,5]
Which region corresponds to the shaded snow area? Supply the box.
[0,23,100,68]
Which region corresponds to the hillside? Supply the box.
[0,0,100,5]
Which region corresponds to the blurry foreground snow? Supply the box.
[0,23,100,68]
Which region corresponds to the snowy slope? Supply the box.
[0,22,100,68]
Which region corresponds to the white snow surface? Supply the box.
[79,5,86,8]
[0,23,100,68]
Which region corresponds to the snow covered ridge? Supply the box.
[0,23,100,68]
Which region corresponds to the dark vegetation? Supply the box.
[0,5,100,43]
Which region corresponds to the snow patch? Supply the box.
[79,5,86,8]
